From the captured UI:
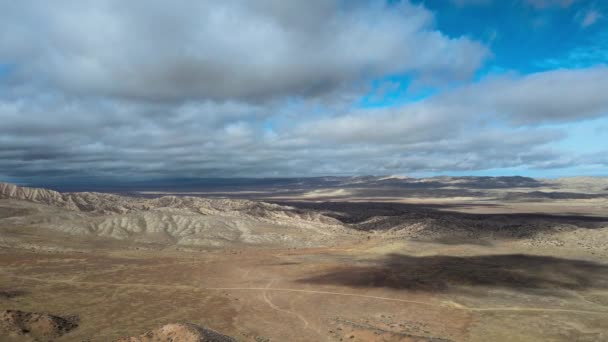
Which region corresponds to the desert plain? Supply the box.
[0,176,607,341]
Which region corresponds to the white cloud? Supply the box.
[297,67,608,145]
[443,67,608,125]
[0,0,488,102]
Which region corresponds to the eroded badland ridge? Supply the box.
[0,182,346,249]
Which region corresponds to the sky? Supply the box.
[0,0,607,184]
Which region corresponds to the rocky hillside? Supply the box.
[0,310,78,341]
[3,182,607,251]
[116,323,236,342]
[0,182,141,214]
[0,182,338,220]
[0,183,348,248]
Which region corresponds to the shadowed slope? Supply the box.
[299,253,608,292]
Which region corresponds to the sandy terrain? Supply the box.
[0,179,607,341]
[1,241,607,341]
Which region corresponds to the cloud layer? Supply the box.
[0,0,487,102]
[0,0,607,181]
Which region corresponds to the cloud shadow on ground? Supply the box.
[298,253,608,293]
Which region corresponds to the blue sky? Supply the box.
[368,0,608,177]
[0,0,607,183]
[427,0,608,177]
[430,0,606,70]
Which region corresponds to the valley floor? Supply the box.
[1,238,607,341]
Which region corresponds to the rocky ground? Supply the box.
[0,309,78,341]
[116,323,236,342]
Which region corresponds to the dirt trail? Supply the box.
[261,278,325,339]
[4,272,608,316]
[262,279,310,328]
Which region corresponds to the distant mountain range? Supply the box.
[13,175,547,193]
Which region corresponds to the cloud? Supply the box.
[578,9,602,28]
[0,0,488,103]
[0,1,607,181]
[298,67,608,145]
[442,67,608,125]
[2,66,606,180]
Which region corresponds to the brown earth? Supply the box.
[0,181,607,341]
[1,242,607,341]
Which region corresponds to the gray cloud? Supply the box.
[1,66,607,180]
[292,67,608,146]
[0,1,606,182]
[443,67,608,125]
[0,0,488,102]
[0,71,589,180]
